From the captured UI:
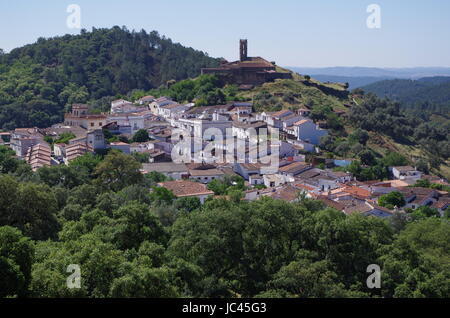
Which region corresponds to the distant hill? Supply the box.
[287,66,450,78]
[0,26,219,129]
[286,66,450,89]
[361,77,450,115]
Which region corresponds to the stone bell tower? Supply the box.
[240,39,248,61]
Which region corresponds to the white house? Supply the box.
[259,110,294,128]
[149,97,177,115]
[294,119,328,145]
[249,174,264,186]
[391,166,422,181]
[111,99,141,114]
[158,103,193,120]
[188,168,225,184]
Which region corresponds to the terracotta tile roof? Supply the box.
[278,161,310,174]
[344,202,374,214]
[232,121,267,129]
[65,142,93,161]
[240,163,263,171]
[294,183,316,191]
[317,196,345,211]
[158,180,214,197]
[432,198,450,210]
[293,119,311,126]
[265,185,299,202]
[25,143,52,170]
[271,109,293,119]
[343,186,371,198]
[397,187,438,197]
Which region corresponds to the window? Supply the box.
[90,123,94,127]
[99,122,102,126]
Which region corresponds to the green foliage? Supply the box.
[93,150,143,192]
[348,94,450,161]
[412,179,450,193]
[0,175,59,240]
[266,259,361,297]
[347,160,388,181]
[149,187,176,206]
[381,152,409,167]
[410,206,441,220]
[380,218,450,297]
[36,165,89,189]
[131,129,150,143]
[362,77,450,116]
[173,197,201,213]
[0,145,29,174]
[54,132,76,144]
[0,226,34,297]
[168,198,394,297]
[149,74,234,106]
[132,152,150,163]
[378,192,406,209]
[349,128,369,146]
[144,171,169,185]
[69,153,102,176]
[207,175,246,195]
[112,202,167,250]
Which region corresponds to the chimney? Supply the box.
[240,39,248,61]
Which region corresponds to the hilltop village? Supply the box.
[1,40,449,218]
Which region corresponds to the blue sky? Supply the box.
[0,0,449,67]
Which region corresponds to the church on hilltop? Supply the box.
[201,39,292,87]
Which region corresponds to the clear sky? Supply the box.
[0,0,449,67]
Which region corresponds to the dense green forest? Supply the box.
[360,77,450,117]
[347,93,450,161]
[1,146,449,298]
[0,26,219,129]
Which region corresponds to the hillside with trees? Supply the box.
[360,77,450,117]
[0,26,219,129]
